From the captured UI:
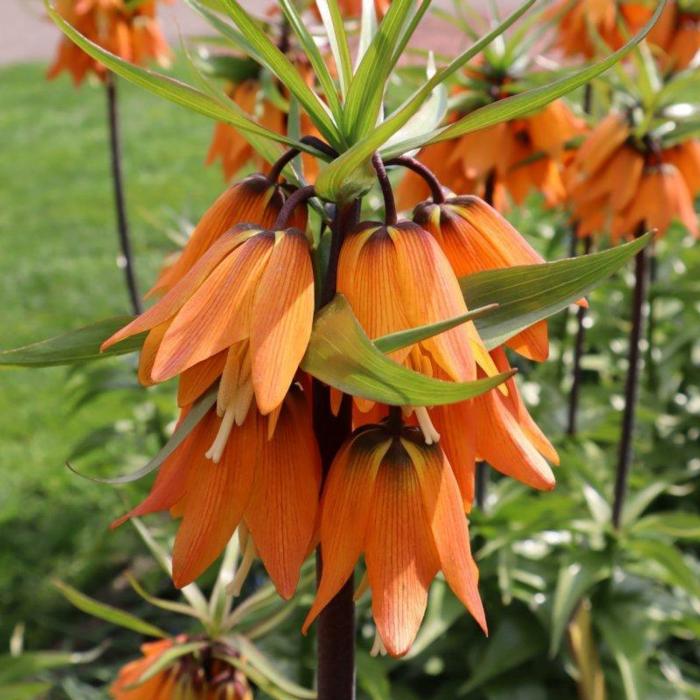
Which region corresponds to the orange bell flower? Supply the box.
[149,175,305,297]
[303,424,486,657]
[103,223,315,416]
[413,195,553,361]
[113,386,320,594]
[567,113,699,239]
[399,100,583,211]
[48,0,171,86]
[111,637,253,699]
[337,220,499,417]
[430,348,558,508]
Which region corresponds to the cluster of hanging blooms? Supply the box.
[398,61,584,211]
[566,112,700,240]
[47,0,171,85]
[649,1,700,72]
[101,134,567,655]
[111,638,252,699]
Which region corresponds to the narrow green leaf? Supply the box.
[628,539,700,597]
[461,233,652,350]
[550,553,611,656]
[46,1,306,150]
[0,682,53,700]
[0,317,143,367]
[300,295,514,406]
[317,0,353,100]
[316,0,537,199]
[631,512,700,540]
[67,387,217,485]
[126,574,204,620]
[278,0,343,121]
[427,0,667,145]
[374,304,498,354]
[217,0,341,147]
[53,580,168,638]
[356,0,379,69]
[0,647,103,684]
[195,53,260,82]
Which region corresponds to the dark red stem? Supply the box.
[372,153,397,226]
[274,185,316,229]
[385,156,446,203]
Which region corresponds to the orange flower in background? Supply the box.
[207,62,321,182]
[313,0,391,19]
[567,113,699,239]
[111,637,253,699]
[303,424,486,657]
[549,0,649,59]
[113,386,320,594]
[648,1,700,72]
[48,0,171,85]
[149,175,305,297]
[399,100,583,211]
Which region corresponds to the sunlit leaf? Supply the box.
[316,0,353,100]
[52,580,168,638]
[301,295,513,405]
[462,234,652,350]
[631,512,700,540]
[0,317,143,367]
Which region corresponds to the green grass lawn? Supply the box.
[0,60,226,645]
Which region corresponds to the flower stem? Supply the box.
[105,72,142,315]
[566,234,592,437]
[612,226,648,530]
[267,137,338,183]
[385,156,445,203]
[274,185,316,229]
[372,153,397,226]
[313,200,360,700]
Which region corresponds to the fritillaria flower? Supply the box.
[648,0,700,72]
[567,113,699,239]
[400,100,583,211]
[48,0,171,85]
[110,637,253,699]
[303,423,485,657]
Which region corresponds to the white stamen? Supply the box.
[415,406,440,445]
[226,534,257,597]
[370,631,387,657]
[205,406,236,463]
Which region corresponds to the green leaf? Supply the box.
[316,0,537,199]
[549,553,611,657]
[217,0,341,148]
[316,0,353,100]
[67,387,217,485]
[373,304,498,354]
[278,0,343,121]
[52,580,168,638]
[627,539,700,597]
[126,574,204,620]
[597,612,648,700]
[45,1,305,151]
[631,512,700,540]
[0,682,53,700]
[196,53,260,82]
[0,317,143,367]
[461,233,652,350]
[0,647,103,684]
[301,295,513,405]
[426,0,667,146]
[357,651,392,700]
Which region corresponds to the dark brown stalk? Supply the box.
[612,225,648,529]
[105,72,142,315]
[566,234,592,437]
[474,169,497,509]
[313,200,360,700]
[274,185,316,229]
[372,153,397,225]
[385,156,446,203]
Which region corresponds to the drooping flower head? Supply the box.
[48,0,171,85]
[566,113,699,240]
[303,423,486,657]
[110,637,253,699]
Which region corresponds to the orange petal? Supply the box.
[152,233,274,381]
[177,351,227,407]
[407,440,487,633]
[171,412,255,588]
[137,321,171,386]
[244,389,321,598]
[251,230,315,414]
[364,441,440,657]
[303,428,390,632]
[506,319,550,362]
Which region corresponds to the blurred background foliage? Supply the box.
[1,36,700,700]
